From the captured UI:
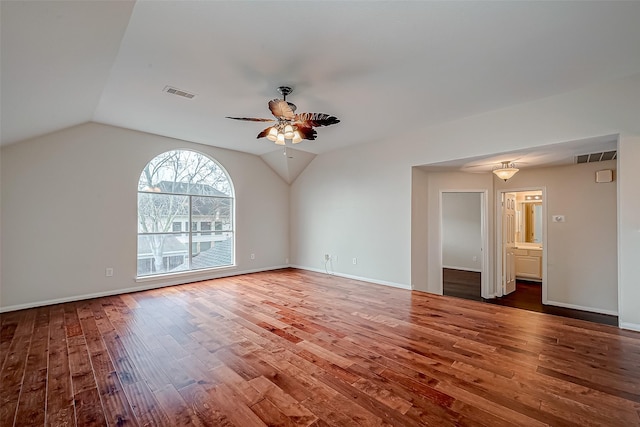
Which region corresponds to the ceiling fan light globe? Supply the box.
[276,133,286,145]
[266,127,279,140]
[292,132,302,144]
[284,124,294,139]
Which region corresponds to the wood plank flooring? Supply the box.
[443,268,618,326]
[487,281,619,326]
[2,268,640,426]
[442,269,482,301]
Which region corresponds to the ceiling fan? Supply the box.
[226,86,340,145]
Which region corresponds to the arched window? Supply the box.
[137,150,234,277]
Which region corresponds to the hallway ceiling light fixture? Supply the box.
[493,161,519,181]
[226,86,340,146]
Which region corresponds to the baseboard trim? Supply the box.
[619,322,640,332]
[0,265,290,313]
[443,265,482,273]
[545,299,618,316]
[291,265,411,290]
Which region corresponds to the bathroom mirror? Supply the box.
[523,202,542,243]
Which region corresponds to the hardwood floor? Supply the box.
[2,268,640,426]
[443,268,619,326]
[442,269,482,301]
[487,281,619,326]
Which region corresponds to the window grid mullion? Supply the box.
[188,195,193,270]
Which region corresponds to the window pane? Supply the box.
[137,233,189,276]
[138,150,232,196]
[191,232,233,269]
[138,193,189,233]
[215,198,233,228]
[192,196,233,232]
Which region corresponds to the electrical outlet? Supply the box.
[105,268,113,277]
[473,256,477,262]
[250,253,255,260]
[352,257,357,265]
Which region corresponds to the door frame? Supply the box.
[495,186,548,301]
[438,190,490,299]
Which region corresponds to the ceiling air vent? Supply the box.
[575,150,617,164]
[163,86,196,99]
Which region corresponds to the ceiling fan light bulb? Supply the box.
[292,131,302,144]
[266,127,278,141]
[284,124,294,139]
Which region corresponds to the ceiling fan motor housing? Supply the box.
[277,86,293,98]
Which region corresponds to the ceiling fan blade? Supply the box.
[226,116,275,122]
[296,126,317,141]
[294,112,340,128]
[268,99,295,120]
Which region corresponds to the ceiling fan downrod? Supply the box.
[277,86,293,101]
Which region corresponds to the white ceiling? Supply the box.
[418,134,619,173]
[2,1,640,165]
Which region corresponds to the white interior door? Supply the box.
[503,193,517,295]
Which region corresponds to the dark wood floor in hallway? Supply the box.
[2,268,639,426]
[443,268,618,326]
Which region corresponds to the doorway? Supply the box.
[496,188,546,301]
[440,191,488,300]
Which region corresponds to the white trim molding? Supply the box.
[0,265,289,313]
[619,322,640,332]
[545,299,619,317]
[442,265,482,273]
[291,265,411,290]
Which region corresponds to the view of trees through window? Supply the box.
[137,150,234,276]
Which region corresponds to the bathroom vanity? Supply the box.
[514,243,542,281]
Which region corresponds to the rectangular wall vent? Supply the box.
[163,86,196,99]
[576,150,617,164]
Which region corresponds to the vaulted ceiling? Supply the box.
[2,1,640,163]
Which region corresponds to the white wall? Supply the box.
[419,172,494,295]
[618,134,640,330]
[410,167,430,292]
[290,144,411,288]
[496,160,618,314]
[291,72,640,330]
[442,192,482,271]
[1,122,290,310]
